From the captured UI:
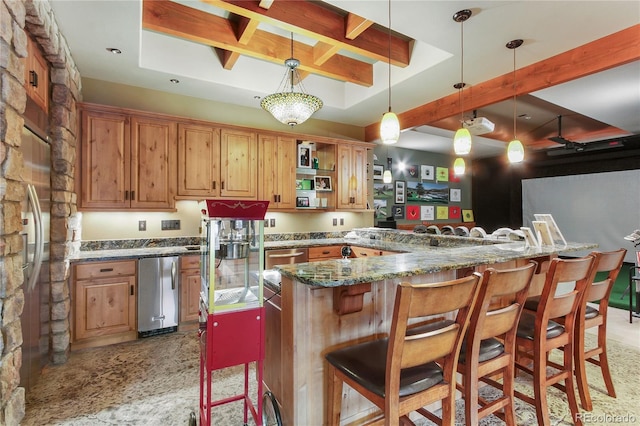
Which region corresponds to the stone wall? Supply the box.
[0,0,80,424]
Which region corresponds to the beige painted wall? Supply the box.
[81,201,373,240]
[81,78,365,141]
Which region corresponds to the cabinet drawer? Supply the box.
[351,246,383,257]
[309,245,342,260]
[181,254,200,270]
[75,260,136,280]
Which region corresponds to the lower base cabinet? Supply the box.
[72,260,137,350]
[180,255,201,326]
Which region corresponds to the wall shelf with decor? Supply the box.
[296,141,336,210]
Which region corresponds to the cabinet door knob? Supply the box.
[125,190,129,200]
[29,70,38,88]
[212,181,216,190]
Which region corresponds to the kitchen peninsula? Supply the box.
[263,227,597,426]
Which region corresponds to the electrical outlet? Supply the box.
[161,220,181,230]
[270,218,276,227]
[138,220,146,231]
[332,218,337,226]
[340,218,344,226]
[264,219,269,228]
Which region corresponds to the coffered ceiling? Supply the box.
[49,0,640,158]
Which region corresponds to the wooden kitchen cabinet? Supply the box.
[72,260,137,350]
[24,36,49,112]
[258,134,297,209]
[179,255,201,325]
[336,144,368,210]
[79,105,177,210]
[308,245,343,261]
[176,124,257,199]
[177,123,220,197]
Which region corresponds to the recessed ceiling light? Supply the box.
[170,79,180,84]
[106,48,121,54]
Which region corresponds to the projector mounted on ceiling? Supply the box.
[463,117,495,135]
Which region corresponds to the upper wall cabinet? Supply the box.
[79,106,177,211]
[336,144,368,210]
[258,134,297,209]
[24,36,49,112]
[177,124,257,199]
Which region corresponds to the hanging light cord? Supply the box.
[512,46,517,140]
[387,0,392,113]
[289,32,294,91]
[459,19,464,123]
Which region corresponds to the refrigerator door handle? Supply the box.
[171,260,177,290]
[26,184,44,293]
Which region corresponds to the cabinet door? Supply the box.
[130,116,177,209]
[221,128,257,199]
[80,110,130,209]
[178,123,221,197]
[180,268,201,323]
[259,134,296,209]
[24,36,49,112]
[337,145,367,209]
[75,275,136,340]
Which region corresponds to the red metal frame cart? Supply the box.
[197,200,269,426]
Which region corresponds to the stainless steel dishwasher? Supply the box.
[138,256,179,337]
[265,248,308,269]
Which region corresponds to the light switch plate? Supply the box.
[138,220,146,231]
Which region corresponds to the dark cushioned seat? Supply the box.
[516,311,564,340]
[584,304,599,319]
[325,338,443,398]
[458,337,504,364]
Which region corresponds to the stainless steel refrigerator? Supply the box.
[138,256,179,337]
[19,125,51,392]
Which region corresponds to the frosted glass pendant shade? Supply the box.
[383,170,392,183]
[507,139,525,163]
[453,128,472,155]
[453,157,465,175]
[380,112,400,145]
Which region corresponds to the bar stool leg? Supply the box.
[563,342,583,426]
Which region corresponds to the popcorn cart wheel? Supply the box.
[262,391,282,426]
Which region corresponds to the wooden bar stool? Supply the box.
[456,261,537,426]
[325,274,482,426]
[573,249,626,411]
[514,255,597,426]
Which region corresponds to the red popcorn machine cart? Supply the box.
[196,199,270,426]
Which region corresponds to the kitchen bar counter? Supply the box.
[262,228,598,426]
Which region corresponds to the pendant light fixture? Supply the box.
[380,0,400,145]
[383,147,393,183]
[453,157,465,175]
[506,39,525,163]
[452,9,472,155]
[261,33,323,126]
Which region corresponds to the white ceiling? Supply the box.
[49,1,640,158]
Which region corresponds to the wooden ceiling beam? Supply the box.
[201,0,411,66]
[345,13,373,40]
[219,16,260,70]
[143,0,373,86]
[364,24,640,141]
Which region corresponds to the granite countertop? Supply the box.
[273,239,597,288]
[69,229,597,290]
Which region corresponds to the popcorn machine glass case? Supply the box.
[200,200,269,314]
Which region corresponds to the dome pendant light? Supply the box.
[452,9,472,156]
[453,157,465,175]
[506,39,525,163]
[380,0,399,145]
[261,33,323,126]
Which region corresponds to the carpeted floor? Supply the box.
[23,329,639,426]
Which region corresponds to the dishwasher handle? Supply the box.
[171,260,177,290]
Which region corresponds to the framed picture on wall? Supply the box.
[373,165,384,180]
[421,165,434,180]
[298,144,312,168]
[450,188,461,202]
[394,180,406,204]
